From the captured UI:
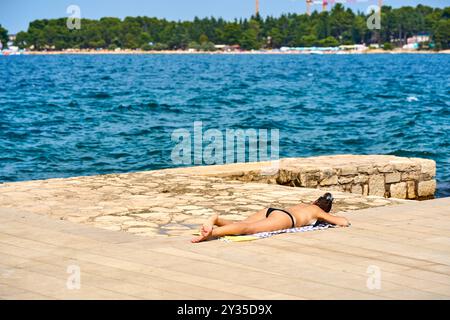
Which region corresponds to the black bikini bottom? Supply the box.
[266,208,296,228]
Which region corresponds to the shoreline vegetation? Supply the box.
[1,4,449,54]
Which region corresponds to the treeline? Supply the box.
[6,4,450,51]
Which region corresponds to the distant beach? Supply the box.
[15,49,450,55]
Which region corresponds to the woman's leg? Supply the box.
[201,208,268,232]
[201,214,234,229]
[192,211,291,243]
[198,214,234,237]
[215,208,268,226]
[216,216,236,226]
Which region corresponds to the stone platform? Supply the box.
[0,158,411,238]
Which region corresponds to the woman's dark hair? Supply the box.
[313,193,334,213]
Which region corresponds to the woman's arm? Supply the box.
[317,211,350,227]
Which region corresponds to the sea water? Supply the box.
[0,54,449,197]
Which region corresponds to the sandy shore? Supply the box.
[16,48,450,55]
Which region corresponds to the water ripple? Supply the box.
[0,54,449,197]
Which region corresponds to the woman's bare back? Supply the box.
[287,203,323,227]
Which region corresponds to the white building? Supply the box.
[407,33,430,44]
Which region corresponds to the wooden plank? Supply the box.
[0,237,291,299]
[0,197,449,299]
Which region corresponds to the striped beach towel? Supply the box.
[220,222,335,242]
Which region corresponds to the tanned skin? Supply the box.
[191,202,350,243]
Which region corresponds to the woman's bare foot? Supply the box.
[191,214,218,243]
[200,214,218,236]
[191,227,214,243]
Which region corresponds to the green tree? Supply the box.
[383,42,394,50]
[351,15,366,44]
[268,27,283,48]
[200,41,216,51]
[0,24,9,49]
[433,19,450,50]
[139,32,152,47]
[329,4,354,42]
[99,17,123,47]
[188,41,200,50]
[299,35,318,47]
[14,31,28,48]
[199,34,209,44]
[221,23,242,44]
[315,13,330,40]
[318,36,339,47]
[240,20,261,50]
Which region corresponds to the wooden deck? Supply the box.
[0,198,449,300]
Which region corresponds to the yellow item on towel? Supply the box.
[221,235,260,242]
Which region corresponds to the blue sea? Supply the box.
[0,54,449,197]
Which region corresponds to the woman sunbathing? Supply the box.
[191,193,350,243]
